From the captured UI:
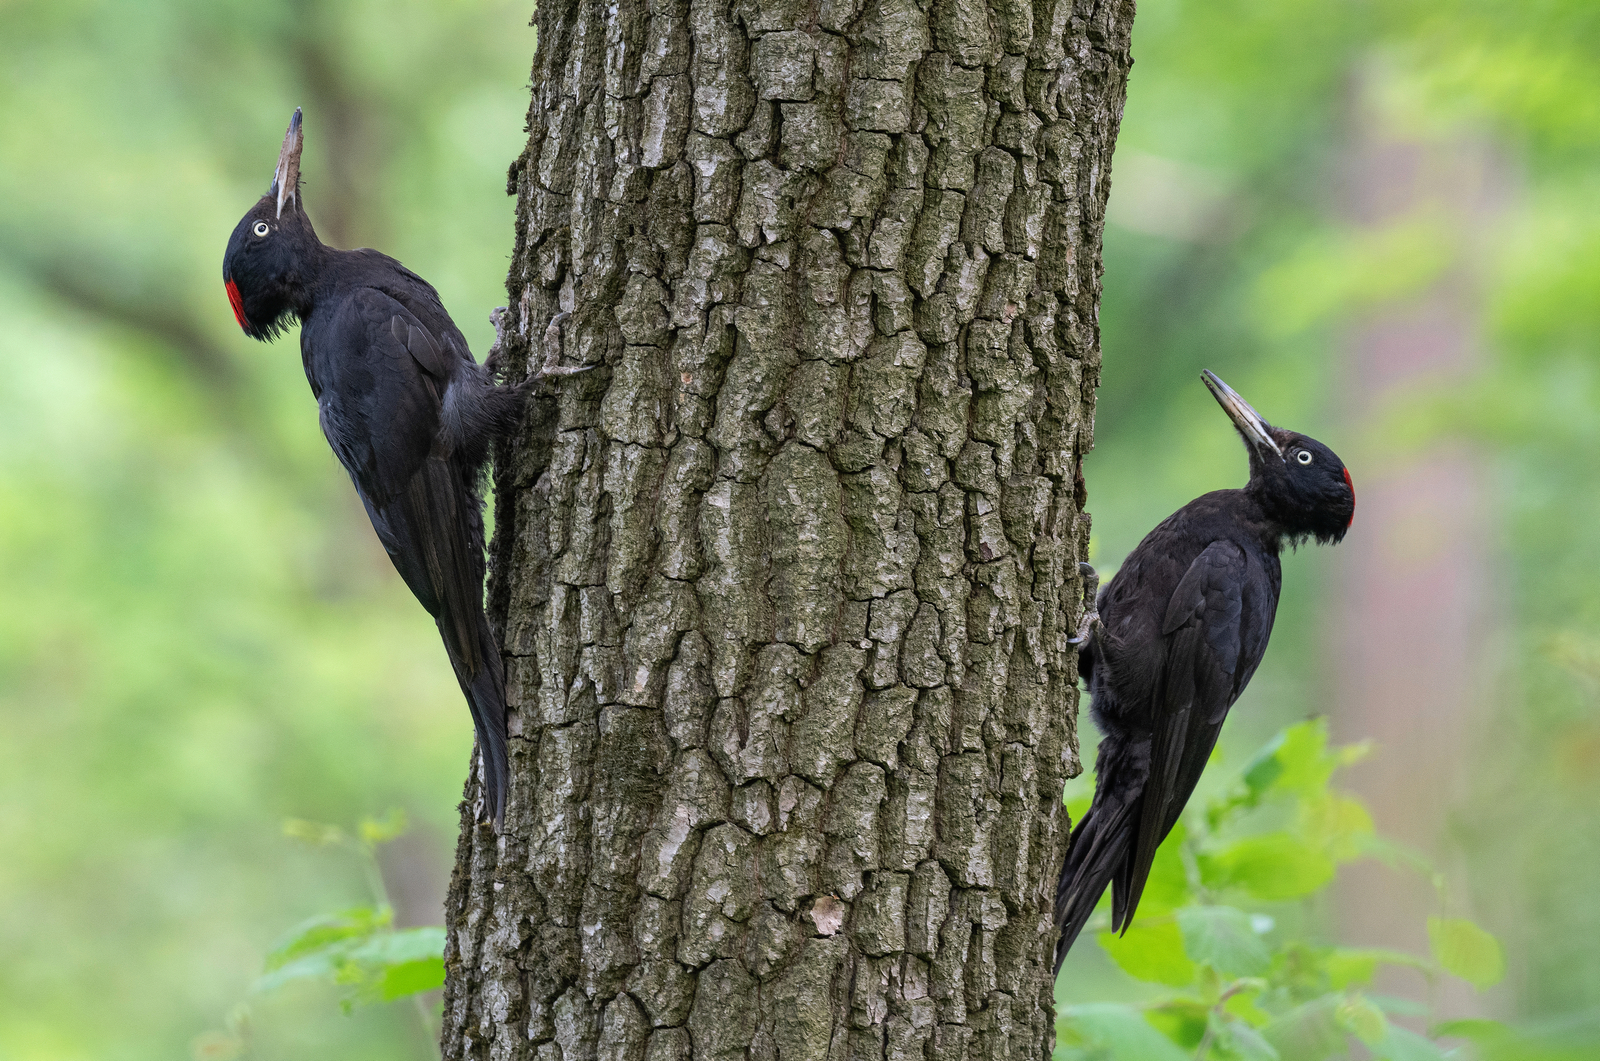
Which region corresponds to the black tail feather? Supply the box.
[1054,800,1137,974]
[1054,737,1150,975]
[450,615,508,826]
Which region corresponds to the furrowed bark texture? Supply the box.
[443,0,1131,1057]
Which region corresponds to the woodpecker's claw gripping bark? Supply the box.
[1066,561,1101,648]
[483,308,593,384]
[484,307,513,377]
[534,311,594,381]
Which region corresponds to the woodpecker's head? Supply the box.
[223,108,323,340]
[1203,370,1355,545]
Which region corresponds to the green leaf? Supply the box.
[1261,997,1346,1061]
[1325,948,1430,990]
[1372,1024,1449,1061]
[252,952,343,994]
[1431,1017,1515,1046]
[262,906,390,971]
[1218,1019,1282,1061]
[1059,1003,1191,1061]
[358,808,409,847]
[1239,731,1288,796]
[1336,994,1389,1046]
[374,956,446,1001]
[1222,984,1273,1028]
[1198,833,1335,901]
[1178,906,1272,977]
[345,927,447,1004]
[1300,792,1375,861]
[1428,917,1506,989]
[1195,962,1224,1003]
[1146,999,1211,1050]
[1207,733,1283,828]
[349,926,446,966]
[1098,919,1196,986]
[1139,822,1192,917]
[1270,719,1336,797]
[1207,720,1373,831]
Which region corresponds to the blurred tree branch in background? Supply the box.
[5,237,240,391]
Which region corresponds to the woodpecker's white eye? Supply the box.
[253,221,270,237]
[1296,450,1313,465]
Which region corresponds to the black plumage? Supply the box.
[222,110,580,825]
[1054,371,1355,972]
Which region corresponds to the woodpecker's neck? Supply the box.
[280,221,333,315]
[1242,478,1316,551]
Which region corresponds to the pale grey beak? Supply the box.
[1202,370,1283,459]
[269,108,303,218]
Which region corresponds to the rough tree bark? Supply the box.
[441,0,1132,1057]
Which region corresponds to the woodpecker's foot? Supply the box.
[484,307,511,376]
[1066,561,1102,647]
[532,311,594,382]
[1078,561,1100,601]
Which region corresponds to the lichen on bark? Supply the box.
[442,0,1133,1057]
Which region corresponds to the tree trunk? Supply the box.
[441,0,1132,1057]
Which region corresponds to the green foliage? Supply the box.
[1056,720,1511,1060]
[256,812,445,1013]
[1428,918,1507,992]
[1059,1003,1193,1061]
[257,909,445,1011]
[1178,906,1273,979]
[194,812,446,1054]
[1198,832,1336,902]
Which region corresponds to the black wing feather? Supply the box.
[309,287,508,821]
[390,315,454,382]
[1117,541,1248,929]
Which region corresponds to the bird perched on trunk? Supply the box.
[1054,371,1355,973]
[222,109,583,826]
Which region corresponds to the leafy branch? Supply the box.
[1056,719,1513,1061]
[190,810,446,1060]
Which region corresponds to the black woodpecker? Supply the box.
[1055,371,1355,972]
[222,110,584,825]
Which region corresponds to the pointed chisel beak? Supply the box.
[1202,370,1283,460]
[269,107,303,218]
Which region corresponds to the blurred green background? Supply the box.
[1,0,1598,1057]
[0,0,531,1056]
